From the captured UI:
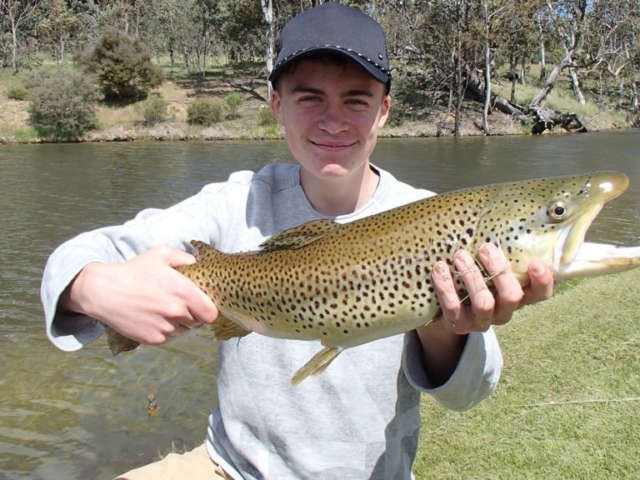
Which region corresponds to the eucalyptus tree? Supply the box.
[141,0,190,67]
[587,0,640,109]
[262,0,274,91]
[37,0,79,65]
[221,0,264,63]
[0,0,43,74]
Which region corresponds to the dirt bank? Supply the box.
[0,78,622,145]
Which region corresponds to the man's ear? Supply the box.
[270,88,284,125]
[377,94,391,128]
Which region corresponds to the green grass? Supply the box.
[415,269,640,478]
[0,126,38,141]
[492,64,630,130]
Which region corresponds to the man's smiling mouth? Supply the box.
[310,140,357,148]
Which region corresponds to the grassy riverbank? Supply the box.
[414,269,640,478]
[0,63,632,144]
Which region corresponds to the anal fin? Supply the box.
[291,346,342,385]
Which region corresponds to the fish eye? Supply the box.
[548,201,568,220]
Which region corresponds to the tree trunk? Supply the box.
[482,1,491,135]
[509,53,516,103]
[10,17,18,75]
[632,74,638,111]
[453,1,464,137]
[618,77,625,107]
[466,82,528,122]
[262,0,274,95]
[568,67,586,105]
[529,55,571,108]
[538,15,546,82]
[519,55,527,85]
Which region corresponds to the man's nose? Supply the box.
[318,101,348,133]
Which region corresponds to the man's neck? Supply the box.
[300,164,380,216]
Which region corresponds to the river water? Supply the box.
[0,131,639,479]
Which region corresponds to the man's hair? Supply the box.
[272,53,389,97]
[272,53,353,92]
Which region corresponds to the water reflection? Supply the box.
[0,131,639,478]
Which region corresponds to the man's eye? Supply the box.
[299,96,320,102]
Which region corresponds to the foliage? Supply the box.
[6,84,27,101]
[225,92,243,118]
[136,93,168,126]
[79,27,164,102]
[37,0,79,65]
[26,67,100,139]
[0,0,639,137]
[187,98,223,126]
[257,105,277,126]
[385,105,405,127]
[220,0,265,63]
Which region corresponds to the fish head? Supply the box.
[475,172,629,280]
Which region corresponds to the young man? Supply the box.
[41,3,553,479]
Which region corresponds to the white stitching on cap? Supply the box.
[273,44,388,73]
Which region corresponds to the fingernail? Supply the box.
[529,260,543,275]
[433,262,448,278]
[454,249,473,269]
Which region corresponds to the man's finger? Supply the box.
[477,244,522,324]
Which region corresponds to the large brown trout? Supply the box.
[106,172,640,384]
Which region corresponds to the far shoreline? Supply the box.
[1,114,629,146]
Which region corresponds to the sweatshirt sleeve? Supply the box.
[402,328,503,411]
[41,182,230,352]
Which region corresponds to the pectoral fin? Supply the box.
[291,346,342,385]
[211,314,252,341]
[106,326,140,355]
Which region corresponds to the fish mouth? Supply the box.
[555,172,629,275]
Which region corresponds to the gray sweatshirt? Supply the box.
[41,163,503,480]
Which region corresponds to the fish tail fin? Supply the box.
[211,314,252,341]
[291,346,342,386]
[106,326,140,355]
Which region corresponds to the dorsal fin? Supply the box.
[259,219,339,252]
[189,240,219,262]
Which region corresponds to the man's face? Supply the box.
[270,58,390,183]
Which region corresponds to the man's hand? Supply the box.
[62,246,218,347]
[432,243,554,334]
[416,243,554,386]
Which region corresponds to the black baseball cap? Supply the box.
[268,2,391,93]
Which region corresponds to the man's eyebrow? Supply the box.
[343,89,374,98]
[291,86,324,95]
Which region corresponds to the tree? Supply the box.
[37,0,79,65]
[0,0,43,74]
[80,27,164,102]
[479,0,512,135]
[262,0,274,93]
[27,67,100,138]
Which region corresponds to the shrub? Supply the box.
[187,99,223,126]
[136,93,168,126]
[258,105,277,126]
[7,85,27,101]
[27,67,100,139]
[79,27,164,102]
[226,92,244,118]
